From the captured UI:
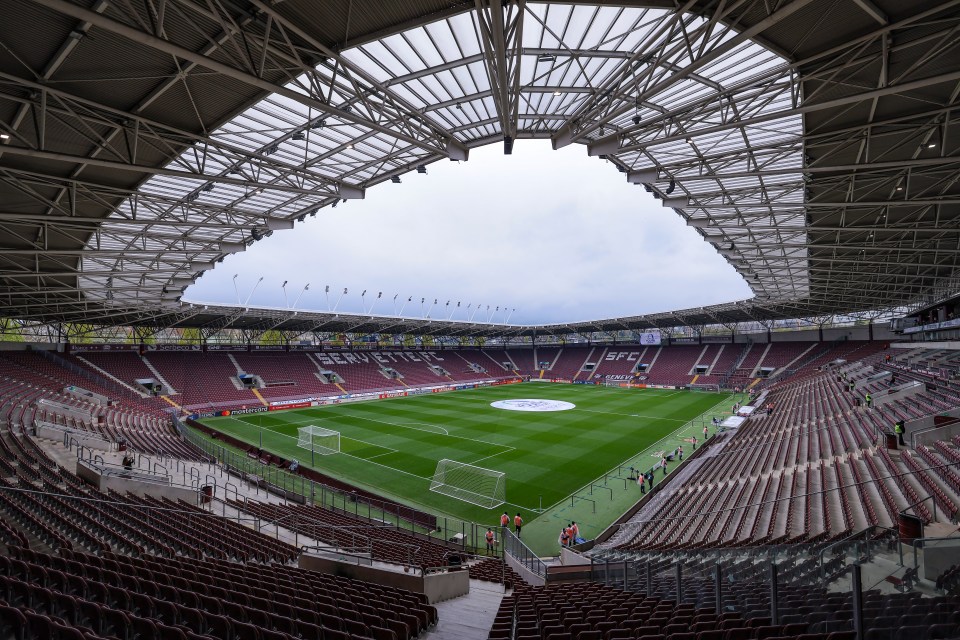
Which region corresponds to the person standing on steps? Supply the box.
[895,419,906,446]
[500,512,509,531]
[485,529,495,555]
[514,513,523,538]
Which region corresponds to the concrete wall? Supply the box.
[920,539,960,581]
[298,553,469,603]
[912,415,960,447]
[76,462,199,504]
[505,554,545,587]
[560,547,591,566]
[37,424,112,451]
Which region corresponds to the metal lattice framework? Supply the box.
[0,0,958,337]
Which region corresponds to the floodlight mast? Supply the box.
[292,284,309,310]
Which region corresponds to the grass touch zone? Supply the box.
[199,383,732,552]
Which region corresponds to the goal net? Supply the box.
[296,426,340,455]
[429,459,506,509]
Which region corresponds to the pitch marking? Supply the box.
[577,408,687,422]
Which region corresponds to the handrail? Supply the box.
[901,494,937,523]
[503,527,546,578]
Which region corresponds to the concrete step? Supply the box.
[419,579,506,640]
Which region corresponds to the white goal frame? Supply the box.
[429,459,506,509]
[296,426,340,455]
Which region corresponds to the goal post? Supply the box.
[429,459,505,509]
[296,426,340,456]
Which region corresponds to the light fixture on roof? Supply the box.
[928,143,937,148]
[537,54,556,62]
[416,165,427,174]
[665,179,676,195]
[685,137,693,144]
[0,133,8,140]
[504,135,514,155]
[633,116,642,125]
[391,175,401,183]
[553,90,561,96]
[455,102,463,110]
[345,143,354,149]
[896,186,903,191]
[202,183,214,192]
[312,119,326,129]
[292,132,305,141]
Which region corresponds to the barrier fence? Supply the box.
[172,414,499,556]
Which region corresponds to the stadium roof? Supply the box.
[1,0,958,336]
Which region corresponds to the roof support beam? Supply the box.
[29,0,451,157]
[475,0,525,152]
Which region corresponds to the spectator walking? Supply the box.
[865,393,872,409]
[514,513,523,538]
[677,445,683,461]
[500,512,509,530]
[485,529,495,554]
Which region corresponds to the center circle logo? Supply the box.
[490,399,576,412]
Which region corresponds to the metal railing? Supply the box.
[173,414,497,554]
[503,527,546,578]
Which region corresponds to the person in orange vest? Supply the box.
[514,513,523,538]
[571,521,579,542]
[563,524,573,546]
[500,512,509,530]
[485,529,495,555]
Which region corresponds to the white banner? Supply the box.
[639,331,661,346]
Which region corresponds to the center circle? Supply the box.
[490,399,576,412]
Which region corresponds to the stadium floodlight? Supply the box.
[297,426,340,457]
[429,459,505,509]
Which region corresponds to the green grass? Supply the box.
[200,383,731,542]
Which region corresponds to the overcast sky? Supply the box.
[185,140,753,325]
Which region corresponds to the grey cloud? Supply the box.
[186,140,753,324]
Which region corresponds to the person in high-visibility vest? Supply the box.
[865,393,872,408]
[485,529,495,554]
[500,512,509,529]
[571,522,579,541]
[514,513,523,538]
[895,420,905,446]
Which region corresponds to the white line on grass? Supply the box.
[391,422,449,435]
[576,408,688,422]
[324,409,513,452]
[536,392,736,516]
[464,447,514,468]
[217,415,400,456]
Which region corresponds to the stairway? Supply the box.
[418,579,505,640]
[72,354,150,398]
[139,355,177,394]
[251,388,269,407]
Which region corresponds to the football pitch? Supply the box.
[200,383,733,544]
